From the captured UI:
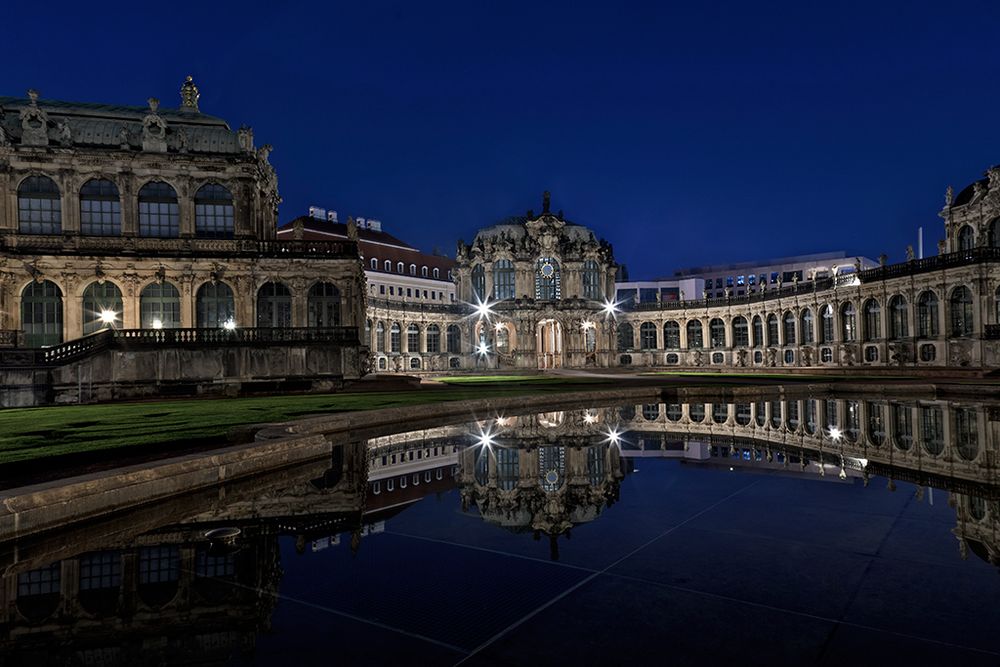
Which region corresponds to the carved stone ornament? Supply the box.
[237,125,254,153]
[118,125,131,150]
[142,98,168,153]
[57,119,72,147]
[945,185,954,207]
[20,89,49,147]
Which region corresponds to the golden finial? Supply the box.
[180,75,200,111]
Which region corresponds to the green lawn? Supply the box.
[0,384,587,466]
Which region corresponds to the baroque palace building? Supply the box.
[0,79,367,404]
[3,79,1000,396]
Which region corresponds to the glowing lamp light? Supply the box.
[151,318,163,330]
[601,299,620,318]
[583,410,599,424]
[828,427,842,441]
[605,426,622,446]
[581,320,595,330]
[473,296,495,321]
[223,318,237,331]
[99,309,117,325]
[476,343,489,355]
[474,425,496,449]
[495,322,505,332]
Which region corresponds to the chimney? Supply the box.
[308,206,326,220]
[327,210,338,223]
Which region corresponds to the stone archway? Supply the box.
[537,318,563,369]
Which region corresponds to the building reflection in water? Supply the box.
[2,393,999,663]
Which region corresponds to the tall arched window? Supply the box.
[920,406,944,456]
[820,305,834,343]
[582,259,602,300]
[535,257,561,301]
[917,291,938,338]
[139,282,180,329]
[752,316,763,347]
[426,324,441,353]
[955,407,979,460]
[407,324,420,352]
[492,259,515,300]
[446,325,461,353]
[664,321,680,349]
[583,326,595,353]
[888,295,908,339]
[196,282,235,328]
[782,312,796,345]
[710,318,725,348]
[138,182,179,238]
[639,322,657,350]
[471,265,486,301]
[891,404,913,451]
[18,175,62,235]
[376,321,385,352]
[617,322,634,351]
[390,323,401,353]
[686,320,703,349]
[866,402,885,447]
[766,314,779,346]
[991,218,1000,247]
[256,282,292,328]
[194,183,234,238]
[308,282,340,327]
[732,316,749,347]
[950,286,973,337]
[958,225,975,251]
[498,324,512,353]
[800,309,814,343]
[862,299,881,341]
[21,280,63,346]
[370,258,378,270]
[995,286,1000,324]
[80,178,121,236]
[82,281,123,334]
[841,302,857,342]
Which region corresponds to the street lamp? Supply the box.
[99,309,118,327]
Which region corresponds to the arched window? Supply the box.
[21,280,63,346]
[390,323,401,353]
[887,295,908,339]
[497,448,519,490]
[138,181,179,238]
[497,324,512,353]
[954,407,979,460]
[804,400,817,434]
[996,286,1000,324]
[754,402,766,427]
[862,299,881,341]
[194,183,234,238]
[663,321,680,349]
[643,404,660,421]
[766,314,779,346]
[841,303,857,342]
[308,282,340,327]
[770,401,782,429]
[732,316,749,347]
[539,446,565,492]
[446,325,461,353]
[407,324,420,352]
[782,312,796,345]
[845,400,860,441]
[800,309,814,343]
[710,318,725,348]
[370,258,378,270]
[920,406,945,456]
[409,264,416,276]
[787,401,800,430]
[535,257,561,300]
[18,175,62,235]
[82,281,123,334]
[752,316,763,347]
[583,326,595,353]
[866,402,885,447]
[196,282,235,328]
[639,322,657,349]
[686,320,703,349]
[80,178,120,236]
[426,324,441,353]
[712,403,728,424]
[384,260,392,272]
[492,259,515,300]
[735,403,751,426]
[433,268,440,279]
[256,282,292,328]
[397,262,404,274]
[376,321,385,352]
[582,259,602,300]
[140,282,180,329]
[950,286,973,337]
[820,305,834,343]
[421,266,428,278]
[917,292,939,338]
[990,218,1000,248]
[617,322,634,351]
[891,404,913,451]
[958,225,975,251]
[689,403,705,423]
[471,265,486,301]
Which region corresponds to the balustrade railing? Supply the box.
[0,234,358,259]
[0,326,359,368]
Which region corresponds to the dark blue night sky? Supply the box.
[4,0,1000,278]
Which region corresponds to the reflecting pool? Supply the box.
[3,393,1000,665]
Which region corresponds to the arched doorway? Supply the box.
[537,319,563,369]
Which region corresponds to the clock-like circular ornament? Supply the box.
[539,261,555,279]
